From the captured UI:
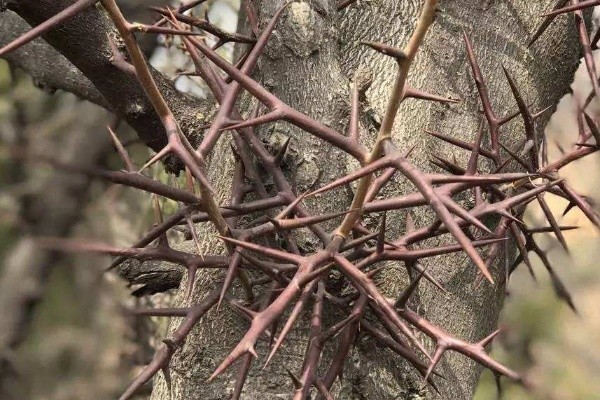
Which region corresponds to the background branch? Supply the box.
[3,1,212,170]
[0,11,107,108]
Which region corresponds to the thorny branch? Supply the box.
[3,0,600,399]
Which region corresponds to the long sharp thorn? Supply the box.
[528,0,569,47]
[219,250,243,308]
[107,126,135,172]
[274,136,291,165]
[395,268,427,308]
[537,194,569,252]
[526,225,579,233]
[423,346,446,385]
[562,201,577,217]
[134,25,204,36]
[271,208,358,231]
[139,144,172,173]
[231,354,253,400]
[185,214,203,254]
[308,156,392,197]
[583,112,600,145]
[412,261,447,293]
[209,341,253,381]
[548,266,578,313]
[264,283,315,367]
[285,367,303,390]
[559,182,600,226]
[478,329,501,348]
[541,0,600,17]
[377,212,387,253]
[425,130,496,159]
[496,209,524,226]
[218,236,303,264]
[276,192,308,220]
[405,87,460,104]
[442,196,492,234]
[360,41,407,61]
[162,365,172,393]
[222,109,286,132]
[118,345,172,400]
[315,378,335,400]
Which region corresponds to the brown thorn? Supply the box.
[377,212,387,253]
[107,126,136,172]
[541,0,600,17]
[528,0,570,47]
[360,41,407,61]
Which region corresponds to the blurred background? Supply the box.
[0,1,599,399]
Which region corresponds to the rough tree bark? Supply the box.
[0,1,581,399]
[148,1,579,400]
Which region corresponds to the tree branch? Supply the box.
[0,11,108,108]
[4,1,212,170]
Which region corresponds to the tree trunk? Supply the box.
[148,1,579,400]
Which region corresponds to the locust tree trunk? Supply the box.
[148,1,579,400]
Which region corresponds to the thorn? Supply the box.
[405,87,460,104]
[423,345,446,384]
[274,136,291,165]
[217,235,302,264]
[533,105,553,120]
[395,267,427,308]
[478,329,501,348]
[153,197,170,248]
[497,209,524,225]
[131,23,204,37]
[107,126,135,172]
[536,194,569,252]
[366,265,389,279]
[425,130,496,160]
[185,265,197,300]
[360,41,407,61]
[548,268,578,313]
[562,201,577,216]
[139,143,172,173]
[441,196,492,234]
[162,365,172,393]
[222,109,285,132]
[219,250,244,309]
[377,212,387,253]
[541,0,600,18]
[271,208,358,231]
[162,338,178,351]
[285,367,303,390]
[528,0,569,47]
[276,192,308,220]
[248,346,258,358]
[583,112,600,145]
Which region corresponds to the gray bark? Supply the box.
[149,1,579,400]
